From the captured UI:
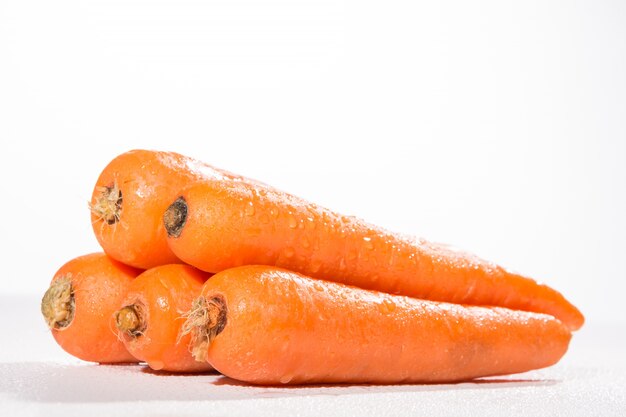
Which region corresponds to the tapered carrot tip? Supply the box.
[180,295,227,362]
[164,196,187,238]
[90,183,123,225]
[116,304,146,337]
[41,276,75,329]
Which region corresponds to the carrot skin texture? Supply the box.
[117,264,213,372]
[195,266,572,385]
[90,149,250,269]
[44,253,141,363]
[166,181,584,330]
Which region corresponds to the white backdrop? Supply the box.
[1,0,624,326]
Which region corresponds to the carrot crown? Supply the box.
[90,183,123,225]
[164,196,188,238]
[115,304,146,337]
[180,295,228,362]
[41,276,75,329]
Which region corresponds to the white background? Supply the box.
[1,0,625,328]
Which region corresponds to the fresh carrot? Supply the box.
[41,253,141,363]
[115,264,213,372]
[165,180,584,331]
[182,265,572,385]
[90,149,257,269]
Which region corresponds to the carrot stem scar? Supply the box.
[164,197,188,238]
[115,304,145,337]
[89,183,122,225]
[180,295,227,362]
[41,276,75,330]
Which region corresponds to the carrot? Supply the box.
[90,149,256,269]
[165,180,584,331]
[182,265,572,385]
[115,264,213,372]
[41,253,141,363]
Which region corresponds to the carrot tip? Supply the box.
[164,196,187,238]
[90,183,123,225]
[180,295,227,362]
[115,304,146,337]
[41,275,75,329]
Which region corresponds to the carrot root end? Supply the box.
[41,275,75,329]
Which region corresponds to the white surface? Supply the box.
[1,296,625,417]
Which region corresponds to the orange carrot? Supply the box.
[165,180,584,331]
[41,253,141,363]
[183,265,572,385]
[115,264,212,372]
[90,149,257,269]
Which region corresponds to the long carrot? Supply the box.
[115,264,213,372]
[182,265,571,385]
[165,180,584,330]
[90,149,257,269]
[41,253,141,363]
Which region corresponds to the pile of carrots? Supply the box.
[41,149,583,385]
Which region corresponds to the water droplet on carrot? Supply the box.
[283,247,295,258]
[280,374,294,384]
[363,237,374,250]
[313,281,324,291]
[150,361,164,371]
[288,215,297,229]
[301,236,310,248]
[244,202,255,216]
[270,208,279,218]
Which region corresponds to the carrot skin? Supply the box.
[190,266,572,385]
[166,181,584,331]
[116,264,213,372]
[41,253,141,363]
[90,149,252,269]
